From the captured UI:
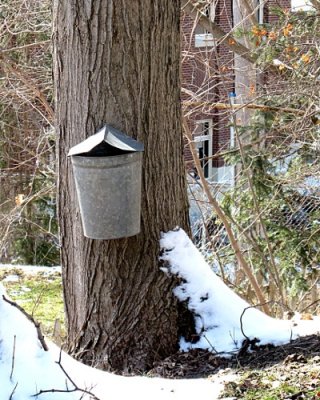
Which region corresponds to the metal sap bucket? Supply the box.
[68,125,144,239]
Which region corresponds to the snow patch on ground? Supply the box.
[160,228,320,354]
[0,278,226,399]
[0,264,61,274]
[0,285,79,400]
[1,228,320,399]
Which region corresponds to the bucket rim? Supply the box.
[70,151,142,168]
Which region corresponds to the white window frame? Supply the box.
[194,119,213,179]
[291,0,312,11]
[195,3,216,48]
[195,33,216,47]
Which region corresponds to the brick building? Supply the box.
[181,0,291,186]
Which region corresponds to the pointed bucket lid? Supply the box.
[68,125,144,156]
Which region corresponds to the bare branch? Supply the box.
[182,99,306,116]
[309,0,320,11]
[183,117,270,315]
[9,382,18,400]
[10,335,16,381]
[2,296,49,351]
[240,0,258,26]
[0,40,50,54]
[182,0,256,63]
[1,56,54,121]
[32,349,101,399]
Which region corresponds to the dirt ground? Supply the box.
[149,335,320,399]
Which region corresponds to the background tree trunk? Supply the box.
[53,0,190,373]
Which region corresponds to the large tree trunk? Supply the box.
[53,0,190,372]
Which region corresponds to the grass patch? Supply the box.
[222,369,320,399]
[0,268,65,343]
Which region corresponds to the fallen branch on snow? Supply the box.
[32,349,100,399]
[2,295,48,351]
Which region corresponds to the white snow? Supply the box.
[272,59,293,70]
[160,229,320,354]
[0,285,228,399]
[1,228,320,399]
[0,266,226,399]
[0,264,61,274]
[0,284,79,400]
[2,274,21,282]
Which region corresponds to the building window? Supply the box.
[195,3,216,47]
[291,0,312,11]
[194,120,213,179]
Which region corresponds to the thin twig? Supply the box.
[203,334,218,353]
[10,335,16,381]
[1,54,54,121]
[300,298,320,314]
[182,100,306,115]
[239,301,292,341]
[2,295,48,351]
[32,349,101,399]
[0,40,50,54]
[9,382,18,400]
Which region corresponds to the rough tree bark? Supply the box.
[53,0,190,372]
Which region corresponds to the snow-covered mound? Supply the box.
[0,284,223,399]
[0,285,79,400]
[160,228,320,354]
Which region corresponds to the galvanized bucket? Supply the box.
[68,125,144,239]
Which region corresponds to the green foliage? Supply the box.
[222,143,320,299]
[219,8,320,308]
